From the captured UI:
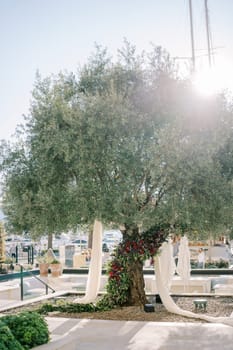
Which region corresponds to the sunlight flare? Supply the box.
[193,58,233,96]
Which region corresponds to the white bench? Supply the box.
[213,284,233,295]
[0,283,20,300]
[144,276,211,294]
[212,277,233,295]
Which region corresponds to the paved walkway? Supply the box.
[1,297,233,349]
[33,317,233,350]
[0,282,233,350]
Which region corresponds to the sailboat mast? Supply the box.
[204,0,212,68]
[189,0,196,73]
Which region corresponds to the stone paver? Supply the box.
[33,317,233,350]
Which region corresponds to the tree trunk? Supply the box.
[122,224,147,306]
[47,233,53,249]
[88,229,93,249]
[126,258,147,306]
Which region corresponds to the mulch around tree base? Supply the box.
[52,296,233,323]
[3,296,233,323]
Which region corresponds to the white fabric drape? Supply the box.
[176,235,191,291]
[74,219,103,304]
[159,240,176,291]
[154,252,233,327]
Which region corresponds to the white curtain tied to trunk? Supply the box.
[154,245,233,327]
[74,219,103,304]
[176,235,191,292]
[159,240,176,291]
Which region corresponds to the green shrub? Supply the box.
[192,260,229,269]
[1,311,49,349]
[37,301,103,315]
[96,294,117,310]
[0,320,24,350]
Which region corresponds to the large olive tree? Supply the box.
[1,42,230,305]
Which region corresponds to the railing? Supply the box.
[19,264,56,301]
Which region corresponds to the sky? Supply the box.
[0,0,233,141]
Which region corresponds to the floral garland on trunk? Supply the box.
[100,228,167,307]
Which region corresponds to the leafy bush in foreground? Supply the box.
[0,320,24,350]
[1,311,49,349]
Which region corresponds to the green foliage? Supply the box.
[1,311,49,349]
[0,320,24,350]
[103,255,130,306]
[191,259,229,269]
[0,41,200,237]
[37,300,110,315]
[229,231,233,241]
[216,131,233,181]
[50,259,60,264]
[215,259,229,268]
[2,42,231,239]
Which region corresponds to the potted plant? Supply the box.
[37,255,50,277]
[49,259,62,277]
